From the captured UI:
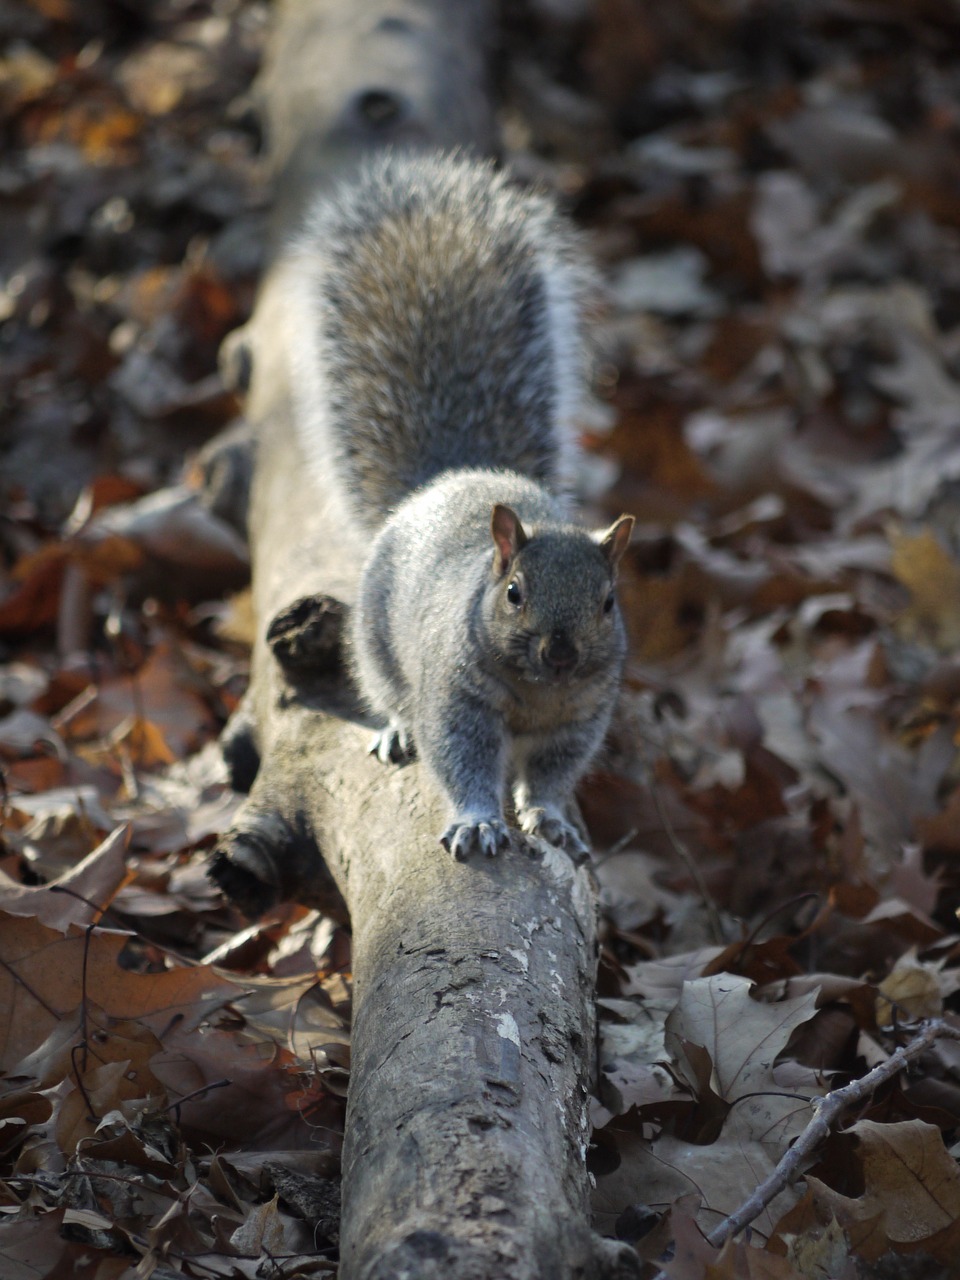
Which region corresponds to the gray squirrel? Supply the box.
[286,152,634,861]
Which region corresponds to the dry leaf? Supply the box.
[595,977,825,1238]
[876,955,943,1026]
[0,913,237,1073]
[0,824,131,929]
[806,1119,960,1263]
[890,527,960,651]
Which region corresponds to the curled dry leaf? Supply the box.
[81,486,250,573]
[0,824,131,930]
[804,1119,960,1264]
[595,976,827,1240]
[0,913,238,1074]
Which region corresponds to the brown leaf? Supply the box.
[0,1209,102,1280]
[890,527,960,651]
[622,948,728,1002]
[108,715,177,768]
[809,702,954,862]
[228,1192,288,1256]
[0,545,67,636]
[889,843,943,917]
[664,975,819,1136]
[596,977,824,1239]
[64,640,217,760]
[0,825,131,930]
[150,1025,341,1151]
[876,955,944,1026]
[0,913,237,1073]
[82,485,249,572]
[596,994,692,1121]
[806,1119,960,1263]
[917,784,960,857]
[773,1201,858,1279]
[55,1058,148,1156]
[230,974,350,1065]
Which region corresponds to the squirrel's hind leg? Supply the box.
[368,719,416,765]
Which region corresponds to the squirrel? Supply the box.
[286,151,634,861]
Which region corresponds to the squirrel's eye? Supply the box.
[603,591,616,614]
[506,580,522,606]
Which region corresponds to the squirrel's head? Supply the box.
[485,504,634,683]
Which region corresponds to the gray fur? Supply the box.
[352,470,632,860]
[290,152,632,859]
[288,151,592,526]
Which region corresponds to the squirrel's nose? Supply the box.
[542,630,579,672]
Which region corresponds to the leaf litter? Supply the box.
[2,0,960,1276]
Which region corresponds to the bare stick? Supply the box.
[652,782,724,944]
[706,1018,960,1247]
[650,1018,960,1278]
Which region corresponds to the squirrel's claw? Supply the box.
[440,816,511,861]
[519,806,589,863]
[368,722,416,765]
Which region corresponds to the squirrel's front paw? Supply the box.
[368,721,416,765]
[518,806,589,863]
[440,816,511,861]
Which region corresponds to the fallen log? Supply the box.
[210,2,611,1275]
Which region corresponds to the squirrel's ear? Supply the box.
[491,504,528,577]
[597,514,635,568]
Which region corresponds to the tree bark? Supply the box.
[210,2,606,1276]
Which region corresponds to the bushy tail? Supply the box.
[287,151,593,528]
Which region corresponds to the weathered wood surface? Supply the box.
[210,2,615,1275]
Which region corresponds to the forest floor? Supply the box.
[2,1,960,1277]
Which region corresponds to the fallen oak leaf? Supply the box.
[0,543,68,637]
[679,1018,960,1259]
[875,952,947,1027]
[662,1206,813,1279]
[0,1209,90,1280]
[665,975,821,1146]
[149,1022,345,1151]
[595,977,826,1241]
[55,1058,149,1157]
[890,526,960,651]
[622,947,729,1002]
[227,972,350,1065]
[228,1192,288,1256]
[778,1211,856,1280]
[598,1124,804,1245]
[889,842,943,918]
[9,1009,164,1097]
[808,702,954,862]
[108,715,178,768]
[0,825,131,930]
[79,485,249,573]
[804,1118,960,1264]
[0,912,238,1073]
[61,641,218,760]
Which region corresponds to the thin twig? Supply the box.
[651,783,724,944]
[167,1077,231,1121]
[591,827,639,869]
[49,884,111,927]
[649,1018,960,1278]
[70,1043,98,1123]
[77,922,94,1074]
[706,1018,959,1247]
